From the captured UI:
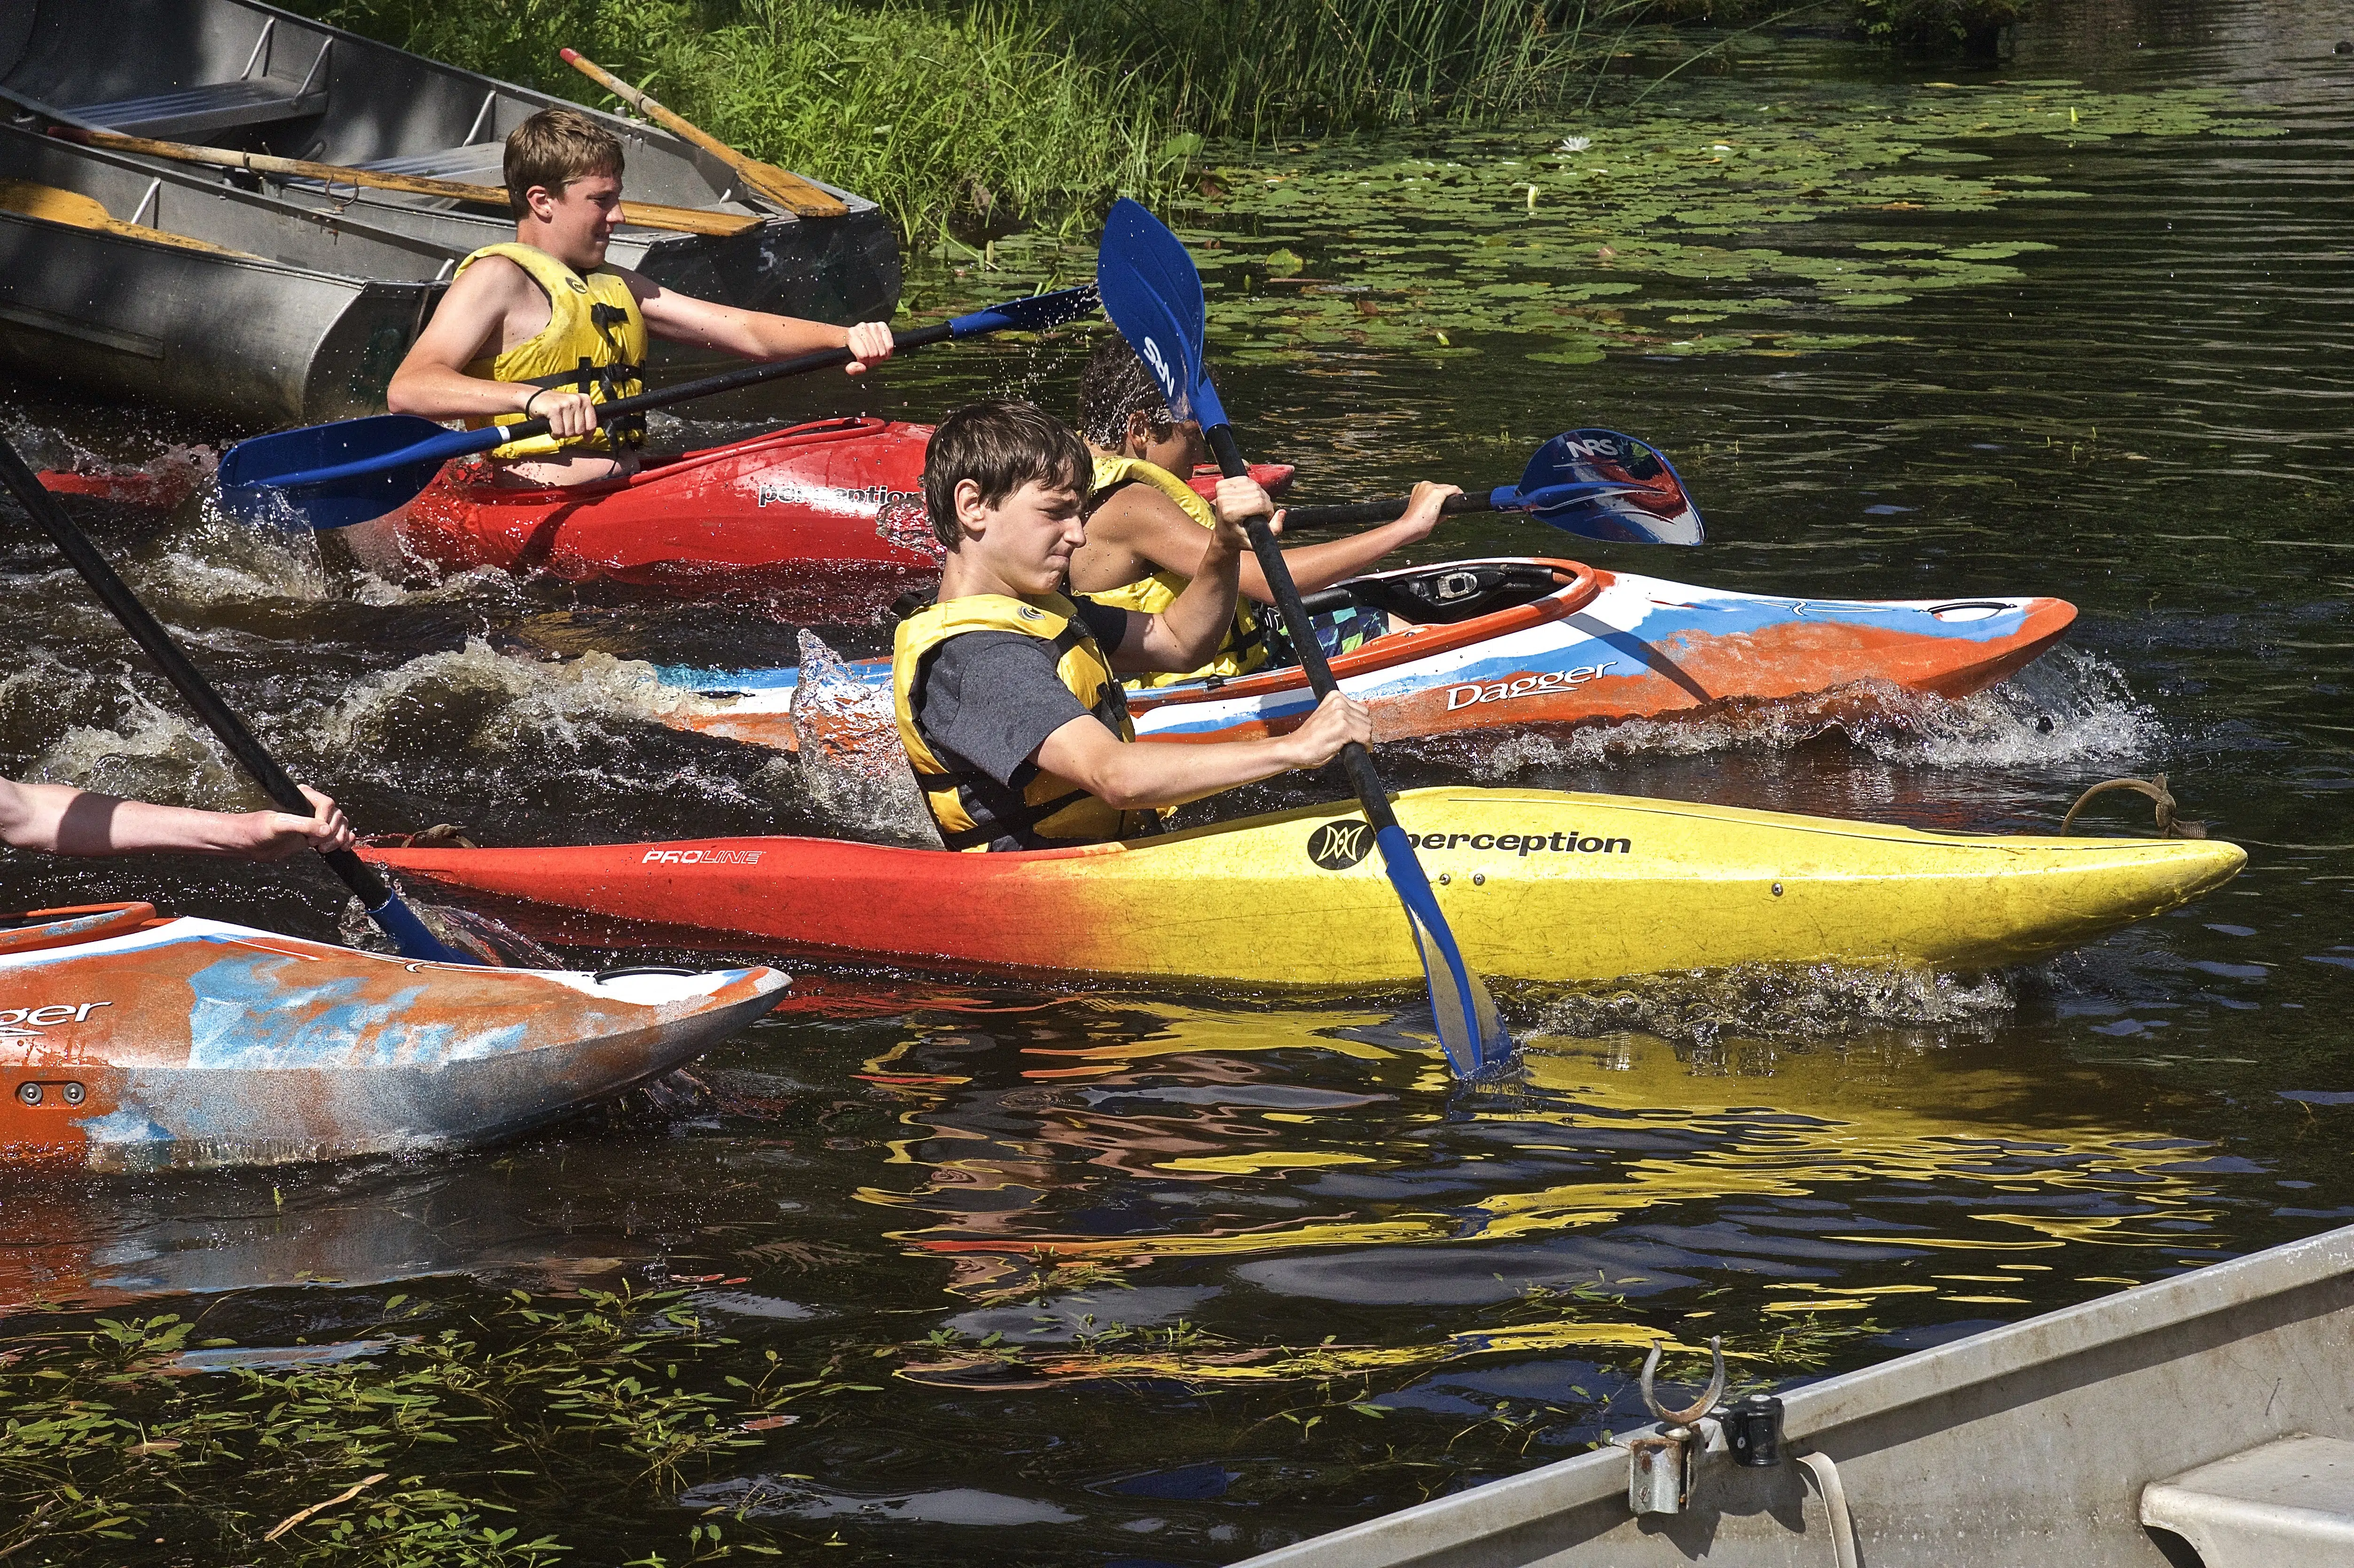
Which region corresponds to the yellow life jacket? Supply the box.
[1085,451,1267,688]
[453,242,648,460]
[893,592,1156,852]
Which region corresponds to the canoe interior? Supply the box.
[0,0,827,214]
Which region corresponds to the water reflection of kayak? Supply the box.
[659,557,2077,756]
[363,787,2242,988]
[386,416,1294,617]
[0,902,787,1171]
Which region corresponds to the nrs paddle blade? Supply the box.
[1097,198,1213,425]
[1373,826,1511,1076]
[1520,428,1704,545]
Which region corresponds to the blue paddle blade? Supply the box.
[217,415,493,532]
[1519,429,1704,545]
[1098,198,1212,423]
[1375,826,1512,1077]
[948,283,1101,338]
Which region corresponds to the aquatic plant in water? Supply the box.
[0,1287,870,1561]
[910,76,2277,367]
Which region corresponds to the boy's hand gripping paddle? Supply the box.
[216,285,1100,533]
[0,431,471,964]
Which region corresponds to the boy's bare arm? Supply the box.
[385,260,589,425]
[1107,480,1465,603]
[631,274,894,371]
[1110,476,1263,674]
[0,779,356,860]
[1035,690,1371,811]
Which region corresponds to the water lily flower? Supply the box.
[1559,135,1593,153]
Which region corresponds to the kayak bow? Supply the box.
[363,789,2244,989]
[0,904,788,1170]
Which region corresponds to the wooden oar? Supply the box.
[558,49,847,220]
[0,177,258,258]
[52,127,759,238]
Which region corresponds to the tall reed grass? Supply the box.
[296,0,1742,239]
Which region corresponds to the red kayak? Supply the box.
[390,416,1295,618]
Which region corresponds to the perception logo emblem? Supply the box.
[1305,820,1375,870]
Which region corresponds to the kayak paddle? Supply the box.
[216,284,1103,533]
[1096,198,1511,1080]
[1279,428,1705,545]
[0,430,473,965]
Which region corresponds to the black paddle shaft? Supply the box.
[0,436,397,906]
[1278,491,1495,531]
[1206,426,1399,832]
[482,320,959,448]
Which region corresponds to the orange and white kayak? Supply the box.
[660,557,2078,755]
[0,902,788,1170]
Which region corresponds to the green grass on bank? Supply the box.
[295,0,2025,245]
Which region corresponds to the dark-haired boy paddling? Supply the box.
[388,107,895,489]
[1072,337,1461,684]
[893,402,1369,852]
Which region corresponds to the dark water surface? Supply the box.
[1,1,2348,1560]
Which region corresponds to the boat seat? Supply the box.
[67,78,328,140]
[2141,1435,2354,1567]
[357,147,506,183]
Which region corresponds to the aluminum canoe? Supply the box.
[0,901,789,1170]
[362,787,2244,987]
[1230,1218,2354,1568]
[0,0,896,421]
[659,557,2078,754]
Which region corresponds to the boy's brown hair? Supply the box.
[1078,336,1177,451]
[504,108,625,216]
[921,401,1091,550]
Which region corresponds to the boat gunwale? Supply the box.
[1230,1219,2354,1568]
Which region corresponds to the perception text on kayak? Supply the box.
[1407,831,1631,855]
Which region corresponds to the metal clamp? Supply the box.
[1625,1337,1727,1515]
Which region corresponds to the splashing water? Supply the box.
[1466,647,2158,779]
[789,630,937,846]
[1534,961,2018,1051]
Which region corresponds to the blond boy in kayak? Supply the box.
[1072,337,1461,684]
[387,107,895,488]
[894,401,1369,852]
[0,776,353,859]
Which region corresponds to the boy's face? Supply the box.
[524,172,625,270]
[956,477,1087,595]
[1127,413,1206,477]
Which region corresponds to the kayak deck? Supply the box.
[0,907,788,1170]
[659,558,2078,756]
[365,788,2243,989]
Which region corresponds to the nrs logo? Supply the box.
[1138,337,1175,397]
[1446,664,1612,711]
[640,849,764,866]
[1305,820,1375,870]
[0,1000,112,1040]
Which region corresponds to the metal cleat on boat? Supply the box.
[1621,1336,1727,1515]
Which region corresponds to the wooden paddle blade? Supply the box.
[1375,826,1512,1076]
[1519,429,1704,545]
[216,414,464,530]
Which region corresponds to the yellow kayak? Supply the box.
[365,788,2246,987]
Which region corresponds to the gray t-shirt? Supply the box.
[910,596,1133,786]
